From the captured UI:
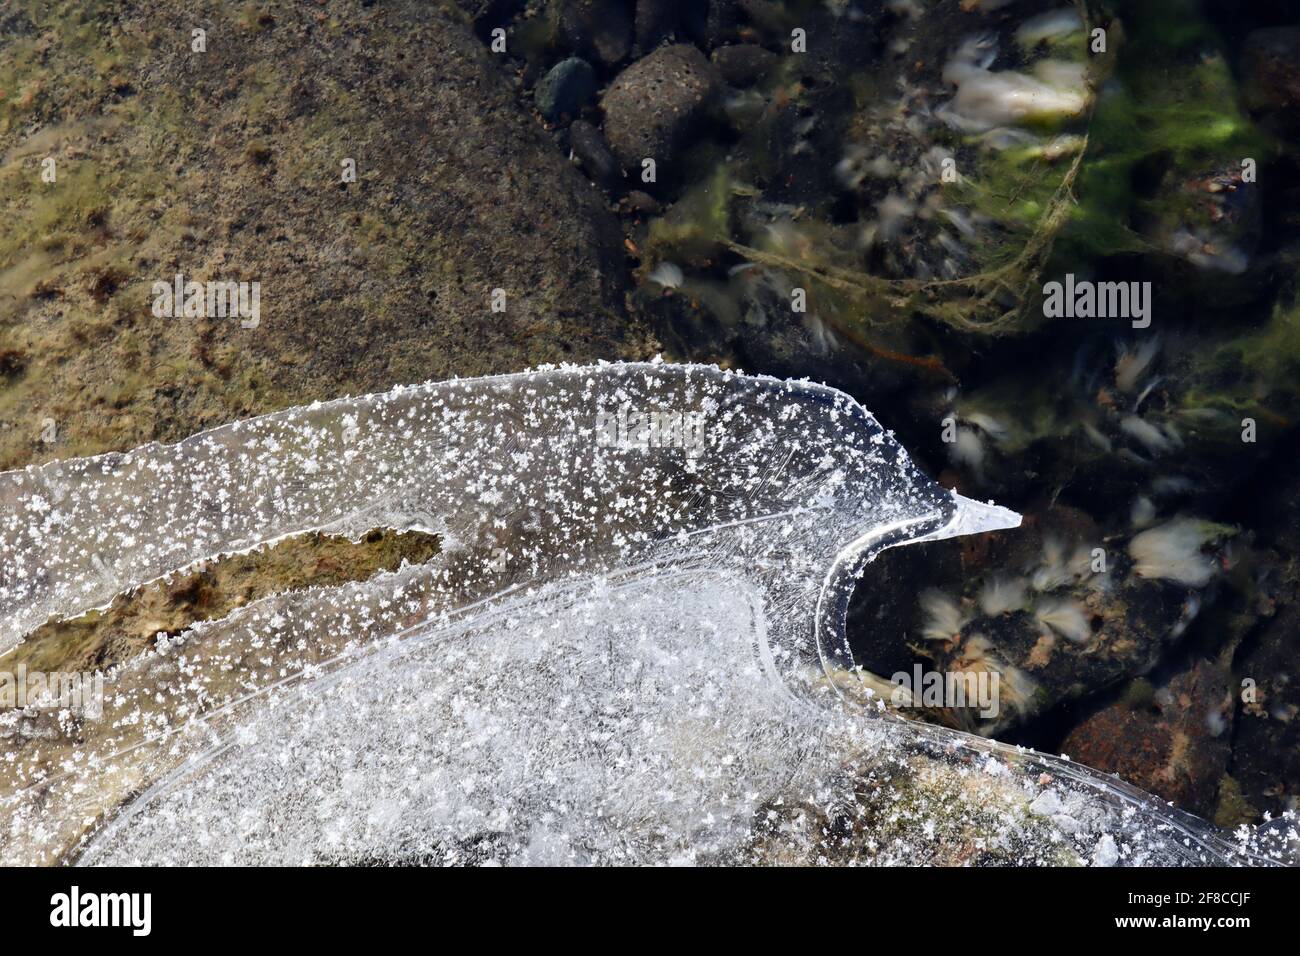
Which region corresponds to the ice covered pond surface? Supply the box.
[0,362,1291,865]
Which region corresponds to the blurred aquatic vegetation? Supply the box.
[1049,0,1275,292]
[637,0,1109,357]
[854,504,1239,739]
[936,279,1300,508]
[636,0,1285,381]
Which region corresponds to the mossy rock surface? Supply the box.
[0,0,652,471]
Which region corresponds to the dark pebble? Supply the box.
[535,57,598,122]
[635,0,679,52]
[711,44,779,86]
[559,0,634,68]
[569,119,621,187]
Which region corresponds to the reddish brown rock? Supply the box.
[1061,660,1234,817]
[1231,593,1300,818]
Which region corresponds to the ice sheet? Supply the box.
[0,363,1287,865]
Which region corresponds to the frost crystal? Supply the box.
[0,363,1284,865]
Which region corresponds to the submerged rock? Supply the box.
[535,57,598,122]
[600,43,720,172]
[569,119,621,187]
[711,44,779,87]
[0,0,649,472]
[1061,660,1235,818]
[559,0,634,67]
[634,0,679,53]
[690,0,746,50]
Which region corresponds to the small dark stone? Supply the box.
[569,119,621,187]
[711,44,778,86]
[623,190,661,214]
[1242,26,1300,139]
[600,44,720,172]
[682,0,743,50]
[634,0,678,52]
[559,0,634,68]
[535,57,597,122]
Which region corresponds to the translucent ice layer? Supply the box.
[0,363,1289,865]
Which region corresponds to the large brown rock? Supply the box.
[0,0,650,471]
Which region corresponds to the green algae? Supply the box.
[644,163,737,266]
[1174,293,1300,444]
[1052,1,1272,264]
[633,2,1108,341]
[1213,773,1259,829]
